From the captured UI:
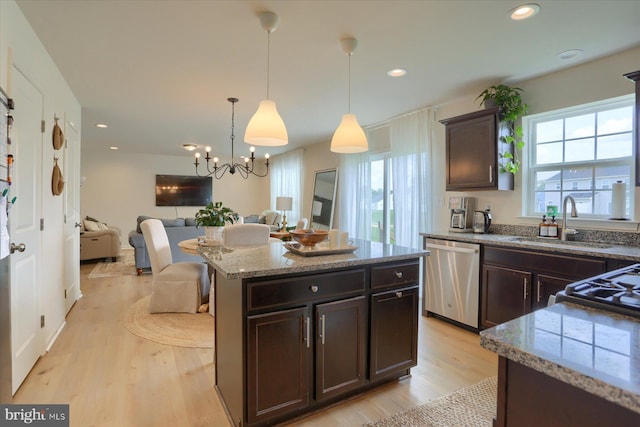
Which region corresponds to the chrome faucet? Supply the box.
[561,195,578,241]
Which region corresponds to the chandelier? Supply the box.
[193,97,270,179]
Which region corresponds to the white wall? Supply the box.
[81,149,270,240]
[1,0,82,347]
[431,46,640,233]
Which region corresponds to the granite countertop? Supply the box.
[421,231,640,261]
[480,302,640,415]
[199,238,428,279]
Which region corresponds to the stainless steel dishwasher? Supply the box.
[422,237,480,329]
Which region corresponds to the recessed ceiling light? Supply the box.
[109,146,118,150]
[509,3,540,20]
[558,49,584,60]
[182,143,198,151]
[387,68,407,77]
[95,123,108,128]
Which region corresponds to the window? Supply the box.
[525,95,634,218]
[371,155,394,244]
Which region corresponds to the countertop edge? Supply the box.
[421,232,640,261]
[479,305,640,416]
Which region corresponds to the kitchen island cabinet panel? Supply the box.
[370,286,419,381]
[315,296,367,401]
[247,307,309,424]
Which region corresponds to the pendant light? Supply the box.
[331,37,368,153]
[244,11,288,147]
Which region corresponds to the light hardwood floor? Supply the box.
[12,259,497,427]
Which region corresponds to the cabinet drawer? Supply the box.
[247,269,366,311]
[371,260,419,289]
[483,246,605,279]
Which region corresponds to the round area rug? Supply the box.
[124,296,214,348]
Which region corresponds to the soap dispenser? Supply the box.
[548,215,558,238]
[539,215,549,237]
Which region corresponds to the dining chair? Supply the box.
[140,219,210,313]
[223,223,271,246]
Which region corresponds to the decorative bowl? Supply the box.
[289,229,329,247]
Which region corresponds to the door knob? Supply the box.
[75,222,82,228]
[10,243,26,254]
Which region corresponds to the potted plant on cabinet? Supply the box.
[195,201,239,242]
[476,84,529,174]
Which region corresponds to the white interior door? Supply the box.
[9,67,43,394]
[63,117,81,313]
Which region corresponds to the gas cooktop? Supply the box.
[555,264,640,319]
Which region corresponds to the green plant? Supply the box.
[195,201,239,227]
[476,84,529,174]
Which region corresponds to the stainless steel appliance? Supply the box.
[448,196,474,232]
[473,210,492,234]
[423,237,480,329]
[554,264,640,319]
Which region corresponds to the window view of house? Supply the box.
[527,97,634,217]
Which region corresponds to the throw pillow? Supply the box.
[265,212,278,226]
[97,222,109,231]
[85,215,100,222]
[83,219,100,231]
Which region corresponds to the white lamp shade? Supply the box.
[330,113,368,153]
[276,196,293,211]
[244,100,288,146]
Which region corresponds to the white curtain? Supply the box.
[390,108,432,249]
[338,151,372,241]
[270,148,303,223]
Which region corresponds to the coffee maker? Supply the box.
[448,196,474,232]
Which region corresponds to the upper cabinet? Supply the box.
[440,107,513,191]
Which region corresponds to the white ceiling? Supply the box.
[16,0,640,160]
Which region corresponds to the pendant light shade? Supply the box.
[245,100,288,146]
[245,11,288,147]
[331,37,368,153]
[331,113,368,153]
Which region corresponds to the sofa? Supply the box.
[80,217,122,261]
[244,209,282,231]
[128,216,203,275]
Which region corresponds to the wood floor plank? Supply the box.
[12,259,497,426]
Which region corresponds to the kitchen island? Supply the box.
[199,239,427,427]
[480,302,640,426]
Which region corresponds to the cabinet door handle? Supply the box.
[523,278,528,300]
[395,271,403,279]
[489,165,493,183]
[537,280,542,303]
[319,314,326,345]
[310,285,318,293]
[304,317,310,348]
[396,291,403,298]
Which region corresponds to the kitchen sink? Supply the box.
[505,236,613,249]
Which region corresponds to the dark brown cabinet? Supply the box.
[315,296,366,401]
[247,307,309,425]
[440,107,513,191]
[370,286,419,380]
[481,265,532,328]
[218,259,422,426]
[481,246,606,329]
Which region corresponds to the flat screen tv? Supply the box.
[155,175,212,206]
